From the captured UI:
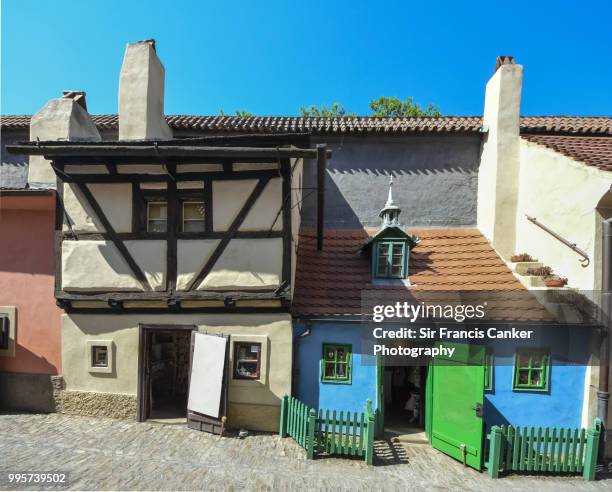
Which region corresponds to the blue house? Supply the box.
[292,179,598,464]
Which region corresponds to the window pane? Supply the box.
[324,363,335,378]
[183,202,205,220]
[234,342,260,379]
[518,354,530,367]
[92,346,108,367]
[518,369,529,385]
[392,243,403,255]
[336,363,346,378]
[530,370,542,386]
[531,354,544,368]
[325,348,336,361]
[148,219,167,232]
[337,348,346,362]
[148,202,167,219]
[391,266,403,277]
[183,220,205,232]
[236,361,259,378]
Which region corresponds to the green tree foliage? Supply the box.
[219,110,253,117]
[369,96,441,118]
[299,103,356,117]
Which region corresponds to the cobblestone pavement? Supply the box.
[1,413,611,491]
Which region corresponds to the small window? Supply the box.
[484,349,493,391]
[233,342,261,380]
[147,201,167,232]
[375,241,406,278]
[0,316,9,350]
[321,344,352,383]
[513,349,550,391]
[182,201,205,232]
[92,345,108,368]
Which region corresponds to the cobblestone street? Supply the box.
[1,413,610,491]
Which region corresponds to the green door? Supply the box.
[426,342,485,470]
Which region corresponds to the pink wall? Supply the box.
[0,193,61,375]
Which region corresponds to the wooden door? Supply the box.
[427,342,485,470]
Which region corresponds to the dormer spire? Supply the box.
[379,175,401,227]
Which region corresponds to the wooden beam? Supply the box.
[56,289,283,301]
[55,169,282,183]
[185,177,271,291]
[75,182,153,291]
[280,158,292,287]
[166,164,178,295]
[7,143,333,160]
[316,144,327,250]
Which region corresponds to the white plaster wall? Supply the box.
[62,240,166,291]
[117,164,166,174]
[198,238,283,290]
[290,158,304,297]
[477,64,523,259]
[176,239,220,290]
[240,178,282,231]
[213,179,257,230]
[63,183,132,233]
[515,140,612,290]
[61,312,292,406]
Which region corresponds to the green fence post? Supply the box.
[488,426,502,479]
[365,411,375,465]
[307,408,316,460]
[279,395,288,438]
[583,419,602,481]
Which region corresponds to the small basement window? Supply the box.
[87,340,113,373]
[182,201,206,232]
[233,342,261,380]
[321,344,352,384]
[375,241,406,278]
[92,345,108,368]
[513,349,550,391]
[147,201,168,232]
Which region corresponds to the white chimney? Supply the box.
[477,56,523,259]
[29,91,101,186]
[118,39,172,140]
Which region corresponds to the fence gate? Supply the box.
[426,342,485,470]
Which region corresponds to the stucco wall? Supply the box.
[61,313,292,428]
[516,140,612,290]
[302,135,480,229]
[294,321,378,414]
[0,194,62,375]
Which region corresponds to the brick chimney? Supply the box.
[29,91,101,186]
[477,55,523,259]
[118,39,172,140]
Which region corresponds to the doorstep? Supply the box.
[385,426,429,445]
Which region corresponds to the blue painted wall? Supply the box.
[484,326,592,430]
[294,321,377,413]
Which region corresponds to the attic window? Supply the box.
[375,241,407,278]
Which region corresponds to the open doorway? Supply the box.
[137,325,194,424]
[383,366,427,440]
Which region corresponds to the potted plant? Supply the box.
[525,266,553,277]
[510,253,536,262]
[544,275,568,288]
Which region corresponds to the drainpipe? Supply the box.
[598,218,612,435]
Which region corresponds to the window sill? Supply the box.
[321,379,352,385]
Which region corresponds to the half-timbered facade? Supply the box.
[7,40,329,432]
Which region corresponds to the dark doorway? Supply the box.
[383,366,427,439]
[137,324,195,423]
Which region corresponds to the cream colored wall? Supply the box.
[516,140,612,290]
[61,313,292,408]
[63,183,132,233]
[62,240,166,291]
[290,158,304,298]
[477,63,523,259]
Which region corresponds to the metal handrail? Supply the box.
[525,215,590,267]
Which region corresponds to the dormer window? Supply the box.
[361,176,419,282]
[375,241,407,278]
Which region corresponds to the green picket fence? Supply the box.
[279,395,376,464]
[487,419,602,480]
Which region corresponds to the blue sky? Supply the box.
[2,0,611,116]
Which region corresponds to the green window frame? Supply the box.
[374,241,406,278]
[512,349,550,391]
[321,344,352,384]
[484,349,493,391]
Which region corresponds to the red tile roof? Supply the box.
[2,114,611,135]
[293,228,551,320]
[521,134,612,172]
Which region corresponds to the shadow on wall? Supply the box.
[302,135,481,229]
